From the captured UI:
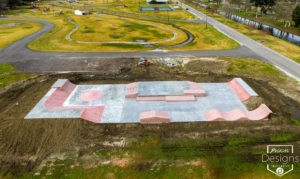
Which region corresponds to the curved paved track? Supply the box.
[0,18,282,78]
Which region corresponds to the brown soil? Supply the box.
[0,58,300,176]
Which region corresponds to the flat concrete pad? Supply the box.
[121,83,247,123]
[138,81,190,96]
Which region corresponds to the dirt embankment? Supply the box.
[0,58,299,176]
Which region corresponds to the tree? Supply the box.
[243,0,252,12]
[220,4,235,22]
[230,0,243,11]
[149,0,157,4]
[274,2,297,28]
[0,0,8,15]
[214,0,222,5]
[7,0,21,9]
[293,5,300,27]
[250,0,277,18]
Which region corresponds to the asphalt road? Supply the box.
[0,13,299,81]
[173,0,300,81]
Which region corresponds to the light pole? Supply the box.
[167,9,169,24]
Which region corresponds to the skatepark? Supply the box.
[26,78,272,123]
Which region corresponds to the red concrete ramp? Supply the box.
[184,81,206,97]
[205,104,272,121]
[227,79,250,101]
[44,80,76,110]
[125,82,138,98]
[80,107,105,123]
[140,110,170,123]
[44,80,105,123]
[61,80,76,93]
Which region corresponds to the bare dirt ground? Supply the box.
[0,58,300,176]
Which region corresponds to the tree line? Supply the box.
[215,0,300,27]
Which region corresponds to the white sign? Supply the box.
[262,145,299,177]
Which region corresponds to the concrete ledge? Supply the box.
[136,96,166,101]
[184,89,206,97]
[165,95,196,102]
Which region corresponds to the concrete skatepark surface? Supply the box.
[25,78,270,123]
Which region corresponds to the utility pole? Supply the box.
[167,9,169,23]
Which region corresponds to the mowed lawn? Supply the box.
[0,64,36,88]
[27,14,185,52]
[74,0,195,20]
[71,14,174,43]
[170,23,239,50]
[5,1,239,52]
[27,14,238,52]
[0,20,42,49]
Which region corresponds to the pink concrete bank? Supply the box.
[140,110,170,123]
[204,104,272,121]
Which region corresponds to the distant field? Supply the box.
[4,0,239,52]
[71,14,174,43]
[26,14,238,52]
[67,0,196,20]
[0,20,42,49]
[27,14,187,52]
[169,22,239,50]
[0,64,36,88]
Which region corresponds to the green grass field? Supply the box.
[70,0,196,20]
[2,0,239,52]
[24,13,239,52]
[169,23,239,50]
[0,20,42,49]
[0,64,36,88]
[71,14,174,43]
